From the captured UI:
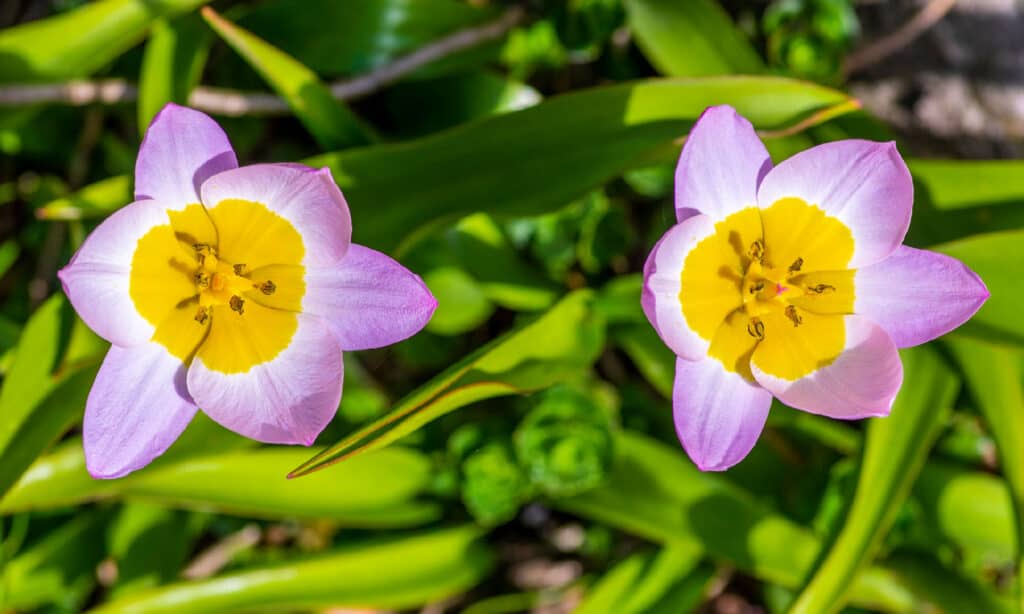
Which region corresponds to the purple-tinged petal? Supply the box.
[200,163,351,266]
[187,313,343,445]
[84,342,198,479]
[135,103,238,208]
[58,199,175,347]
[302,244,437,351]
[756,140,912,267]
[673,356,772,471]
[856,246,989,348]
[642,214,717,361]
[751,316,903,419]
[675,105,772,222]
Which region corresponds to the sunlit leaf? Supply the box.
[138,14,212,134]
[574,544,705,614]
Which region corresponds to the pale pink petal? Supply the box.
[57,199,174,347]
[751,316,903,419]
[756,140,912,267]
[84,342,198,479]
[303,244,437,351]
[673,356,772,471]
[187,313,343,445]
[675,105,772,222]
[856,246,989,348]
[200,163,351,266]
[642,214,716,361]
[135,103,238,209]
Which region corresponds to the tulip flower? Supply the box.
[643,105,988,471]
[59,104,436,478]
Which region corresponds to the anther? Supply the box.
[194,272,210,288]
[807,283,836,294]
[746,317,765,340]
[788,257,803,274]
[747,239,766,264]
[749,280,765,295]
[258,280,276,295]
[785,305,803,327]
[194,306,210,325]
[233,263,247,276]
[229,295,245,315]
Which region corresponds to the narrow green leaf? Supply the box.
[0,0,209,83]
[138,14,212,134]
[90,526,493,613]
[935,230,1024,345]
[290,290,604,477]
[2,444,439,527]
[0,240,19,279]
[947,335,1024,609]
[790,346,960,614]
[575,544,704,614]
[200,6,372,150]
[36,174,132,221]
[624,0,764,76]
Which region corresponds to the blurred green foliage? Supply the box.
[0,0,1021,612]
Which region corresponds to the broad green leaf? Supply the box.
[107,503,201,599]
[624,0,764,76]
[935,230,1024,344]
[947,335,1024,607]
[36,174,131,221]
[574,544,704,614]
[0,295,65,455]
[907,160,1024,246]
[290,290,604,477]
[790,346,960,614]
[201,7,372,150]
[2,444,439,527]
[307,76,856,252]
[423,266,495,335]
[90,526,493,613]
[0,362,97,501]
[138,14,212,134]
[0,0,209,83]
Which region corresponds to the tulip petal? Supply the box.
[856,246,989,348]
[751,315,903,419]
[673,356,772,471]
[135,103,238,208]
[84,342,197,479]
[642,214,720,361]
[58,199,176,347]
[200,163,351,266]
[302,244,437,351]
[187,313,343,445]
[675,105,772,222]
[756,140,912,268]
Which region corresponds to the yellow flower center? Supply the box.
[127,200,306,373]
[680,197,856,381]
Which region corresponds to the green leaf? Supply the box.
[935,230,1024,344]
[2,444,439,527]
[790,346,960,614]
[200,6,373,150]
[90,526,493,613]
[290,290,605,477]
[946,335,1024,608]
[0,0,209,83]
[138,14,212,134]
[107,503,201,599]
[307,76,856,252]
[36,174,132,221]
[423,266,495,335]
[574,545,705,614]
[624,0,764,76]
[0,240,19,279]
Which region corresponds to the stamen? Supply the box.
[785,305,803,327]
[233,263,247,276]
[229,295,245,315]
[194,306,209,325]
[257,280,276,295]
[806,283,836,294]
[746,317,765,340]
[194,272,210,289]
[747,239,766,264]
[749,280,765,295]
[788,257,803,274]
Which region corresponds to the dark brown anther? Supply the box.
[788,257,803,274]
[229,295,245,315]
[807,283,836,294]
[194,306,209,325]
[233,263,247,276]
[195,272,210,288]
[749,280,765,294]
[785,305,803,327]
[746,317,765,340]
[258,280,276,295]
[747,239,766,264]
